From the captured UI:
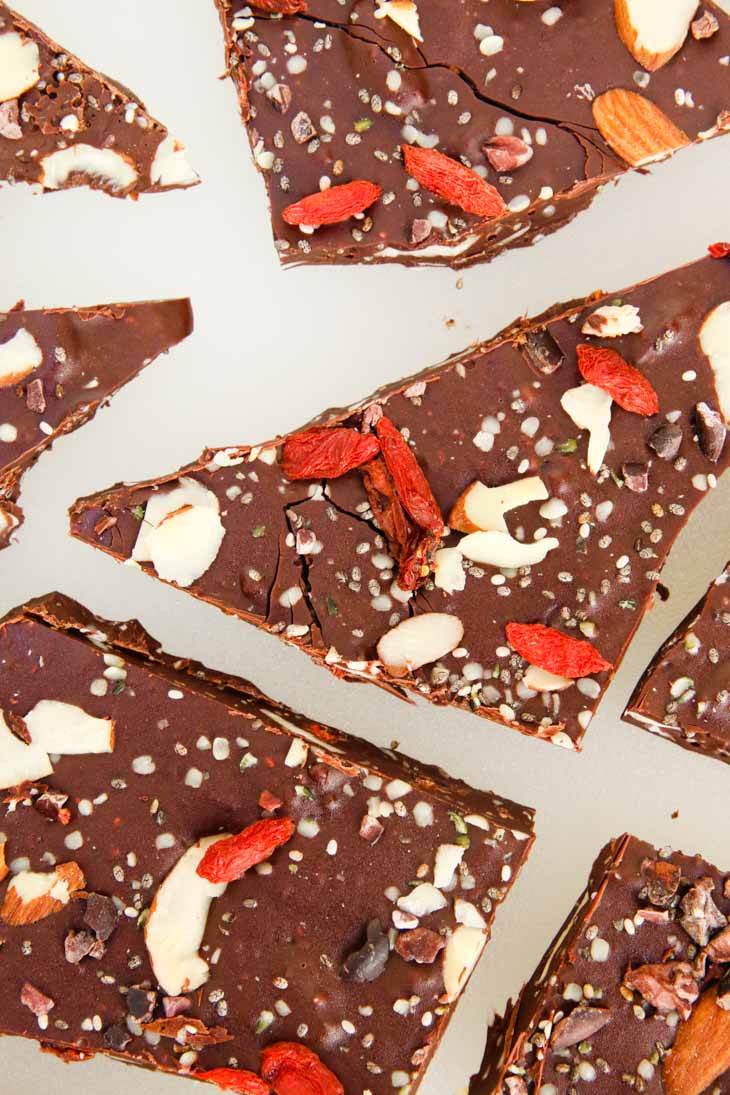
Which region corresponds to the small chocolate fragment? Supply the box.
[680,877,727,946]
[622,462,649,492]
[126,987,157,1023]
[695,402,727,462]
[84,893,119,942]
[519,328,564,375]
[642,857,682,907]
[394,927,445,965]
[648,423,682,460]
[103,1024,133,1052]
[342,919,390,983]
[34,791,71,825]
[550,1005,611,1050]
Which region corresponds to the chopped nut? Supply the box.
[691,10,719,38]
[395,927,445,964]
[679,876,727,945]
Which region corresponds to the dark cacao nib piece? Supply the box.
[551,1005,611,1050]
[103,1023,133,1052]
[395,927,445,965]
[680,877,728,946]
[127,987,157,1022]
[410,219,432,245]
[519,327,564,375]
[64,930,104,964]
[26,378,46,414]
[34,790,71,825]
[267,83,292,113]
[7,711,30,744]
[20,982,55,1017]
[642,857,681,907]
[648,423,683,460]
[622,462,649,492]
[359,814,384,845]
[84,892,119,941]
[162,995,191,1019]
[290,111,317,143]
[695,402,727,463]
[624,961,700,1020]
[342,919,390,983]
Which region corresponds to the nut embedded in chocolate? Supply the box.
[624,961,700,1020]
[518,327,565,375]
[679,876,728,945]
[394,927,445,965]
[64,930,104,965]
[641,857,682,906]
[290,111,317,144]
[692,10,720,38]
[550,1005,611,1050]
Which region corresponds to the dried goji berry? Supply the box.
[282,180,382,227]
[709,241,730,259]
[251,0,307,11]
[260,1043,344,1095]
[375,416,444,534]
[506,622,612,678]
[281,427,380,481]
[577,344,659,416]
[196,1068,270,1095]
[402,145,506,218]
[196,818,295,884]
[398,531,441,591]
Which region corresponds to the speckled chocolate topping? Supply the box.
[0,592,534,1095]
[469,834,730,1095]
[625,561,730,766]
[69,254,730,751]
[0,4,199,196]
[213,0,729,267]
[0,298,193,549]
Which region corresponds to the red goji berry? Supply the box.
[196,818,295,884]
[282,181,382,227]
[402,145,506,218]
[196,1068,270,1095]
[251,0,307,12]
[375,416,444,534]
[281,427,380,481]
[260,1043,344,1095]
[506,622,612,678]
[709,241,730,259]
[398,531,442,592]
[577,344,659,416]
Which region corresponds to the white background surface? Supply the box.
[2,3,730,1093]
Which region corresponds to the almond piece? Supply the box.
[442,926,486,1001]
[374,0,423,41]
[1,862,85,926]
[449,476,548,534]
[614,0,698,71]
[377,613,464,675]
[0,707,53,790]
[699,301,730,423]
[592,88,690,168]
[133,477,226,588]
[560,384,613,475]
[0,328,43,388]
[24,699,115,755]
[458,529,559,569]
[663,986,730,1095]
[0,32,40,103]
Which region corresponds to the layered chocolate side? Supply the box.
[70,254,730,750]
[625,561,730,765]
[0,592,534,1095]
[0,298,193,548]
[213,0,729,267]
[0,3,199,196]
[470,833,730,1095]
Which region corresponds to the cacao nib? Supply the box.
[680,877,728,946]
[551,1005,611,1050]
[84,892,119,941]
[395,927,445,965]
[695,402,727,463]
[519,327,564,375]
[648,423,682,460]
[641,857,681,907]
[623,961,700,1020]
[342,919,390,983]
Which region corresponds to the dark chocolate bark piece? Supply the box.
[1,3,199,196]
[0,298,193,547]
[69,253,730,751]
[469,834,730,1095]
[212,0,729,267]
[0,591,535,1095]
[624,560,730,765]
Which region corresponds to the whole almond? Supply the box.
[663,986,730,1095]
[592,88,690,167]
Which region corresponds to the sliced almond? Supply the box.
[433,844,465,889]
[1,862,85,926]
[523,664,574,692]
[449,476,548,534]
[374,0,423,41]
[458,529,559,568]
[397,882,447,918]
[24,700,114,755]
[150,135,200,188]
[0,708,53,791]
[133,477,225,588]
[145,834,230,997]
[0,32,40,103]
[40,145,138,193]
[0,328,43,388]
[592,88,690,167]
[442,926,486,1001]
[560,384,613,475]
[433,547,466,593]
[614,0,698,71]
[699,301,730,423]
[377,613,464,675]
[663,986,730,1095]
[582,304,643,338]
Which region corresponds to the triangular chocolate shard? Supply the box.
[70,254,730,749]
[1,297,193,547]
[1,3,199,196]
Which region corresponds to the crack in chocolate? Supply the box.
[282,503,325,637]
